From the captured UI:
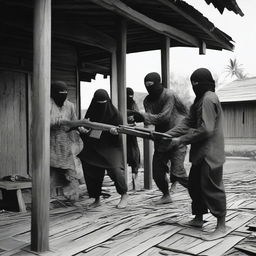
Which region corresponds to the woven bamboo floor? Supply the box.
[0,158,256,256]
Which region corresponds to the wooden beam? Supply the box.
[161,36,170,89]
[89,0,200,47]
[110,51,118,108]
[199,41,206,55]
[53,22,116,53]
[116,18,128,184]
[31,0,51,252]
[156,0,234,51]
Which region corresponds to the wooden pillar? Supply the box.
[161,36,170,89]
[31,0,51,252]
[76,67,81,119]
[116,19,128,183]
[110,50,118,108]
[143,126,153,189]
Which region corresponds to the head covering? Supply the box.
[126,87,134,109]
[190,68,215,100]
[144,72,163,100]
[85,89,119,125]
[51,81,68,107]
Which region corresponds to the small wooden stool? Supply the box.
[0,181,32,212]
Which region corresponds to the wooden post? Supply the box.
[116,19,128,183]
[143,135,153,190]
[161,36,170,89]
[110,50,118,108]
[76,67,81,119]
[31,0,51,252]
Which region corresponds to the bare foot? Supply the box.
[153,195,172,205]
[170,182,177,194]
[88,199,101,209]
[201,226,230,240]
[186,219,204,228]
[117,194,128,209]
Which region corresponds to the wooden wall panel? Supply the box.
[0,71,28,178]
[222,102,256,141]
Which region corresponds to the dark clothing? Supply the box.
[143,88,188,189]
[168,91,225,169]
[79,89,127,198]
[167,87,226,218]
[189,161,226,217]
[153,147,188,194]
[78,90,124,169]
[81,162,127,199]
[127,100,140,172]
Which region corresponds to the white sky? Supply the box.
[81,0,256,109]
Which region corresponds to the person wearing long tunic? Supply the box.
[78,89,128,209]
[161,68,226,240]
[126,87,141,190]
[50,81,80,202]
[133,72,188,204]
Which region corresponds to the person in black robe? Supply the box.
[160,68,227,240]
[78,89,128,209]
[126,87,141,190]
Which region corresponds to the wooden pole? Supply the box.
[31,0,51,252]
[143,125,153,190]
[161,36,170,89]
[116,19,128,183]
[110,50,118,108]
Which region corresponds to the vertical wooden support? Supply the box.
[199,41,206,55]
[116,19,128,183]
[76,67,81,119]
[161,36,170,89]
[31,0,51,252]
[110,50,118,108]
[143,131,153,189]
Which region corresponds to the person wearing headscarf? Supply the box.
[132,72,189,205]
[126,87,141,190]
[161,68,226,240]
[50,80,81,202]
[78,89,128,209]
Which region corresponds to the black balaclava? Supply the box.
[51,81,68,107]
[85,89,118,124]
[190,68,215,100]
[144,72,163,100]
[126,87,134,110]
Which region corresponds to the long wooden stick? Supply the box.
[63,120,172,141]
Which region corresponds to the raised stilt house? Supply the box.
[0,0,242,252]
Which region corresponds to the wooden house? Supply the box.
[217,77,256,145]
[0,0,242,252]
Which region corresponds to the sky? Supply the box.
[81,0,256,109]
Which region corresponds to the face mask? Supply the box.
[52,91,67,107]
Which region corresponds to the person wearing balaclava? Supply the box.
[161,68,226,240]
[78,89,128,209]
[126,87,141,190]
[132,72,189,205]
[50,80,81,203]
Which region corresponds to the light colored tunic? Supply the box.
[50,98,78,170]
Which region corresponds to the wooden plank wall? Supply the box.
[0,37,78,178]
[0,71,28,178]
[222,102,256,141]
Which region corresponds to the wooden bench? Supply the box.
[0,181,32,212]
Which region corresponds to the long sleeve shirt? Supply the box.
[167,91,225,169]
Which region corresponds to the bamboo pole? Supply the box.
[31,0,51,252]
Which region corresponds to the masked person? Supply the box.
[78,89,128,209]
[133,72,188,205]
[126,87,141,190]
[50,81,81,202]
[161,68,227,240]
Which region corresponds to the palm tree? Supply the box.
[225,58,247,79]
